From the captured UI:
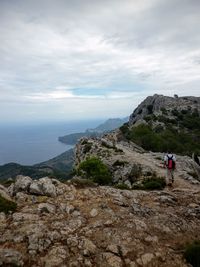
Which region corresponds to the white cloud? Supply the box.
[0,0,200,122]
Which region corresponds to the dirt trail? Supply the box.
[116,143,200,192]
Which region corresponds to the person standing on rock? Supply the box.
[164,152,176,186]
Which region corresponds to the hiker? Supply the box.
[164,152,176,186]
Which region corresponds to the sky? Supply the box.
[0,0,200,123]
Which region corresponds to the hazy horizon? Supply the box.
[0,119,105,165]
[1,0,200,123]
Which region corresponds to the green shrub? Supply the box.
[132,183,144,190]
[143,177,166,190]
[0,195,17,214]
[132,176,166,190]
[119,123,129,135]
[161,107,167,115]
[115,183,130,190]
[78,157,112,185]
[184,240,200,267]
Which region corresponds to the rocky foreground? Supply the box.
[0,175,200,267]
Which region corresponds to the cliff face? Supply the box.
[129,94,200,125]
[0,175,200,267]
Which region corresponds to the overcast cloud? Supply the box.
[0,0,200,122]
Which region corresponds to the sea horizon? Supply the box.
[0,119,104,166]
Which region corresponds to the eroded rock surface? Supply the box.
[0,176,200,266]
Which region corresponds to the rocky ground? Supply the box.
[75,131,200,188]
[0,174,200,267]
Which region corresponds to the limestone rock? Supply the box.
[82,238,97,256]
[90,208,98,217]
[13,175,32,194]
[42,246,68,267]
[0,184,13,201]
[38,203,56,213]
[0,248,24,266]
[29,181,42,195]
[140,253,154,265]
[102,252,122,267]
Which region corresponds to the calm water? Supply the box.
[0,120,102,166]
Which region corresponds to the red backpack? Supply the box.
[167,155,175,169]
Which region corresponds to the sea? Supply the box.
[0,120,103,166]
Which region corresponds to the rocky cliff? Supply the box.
[129,94,200,125]
[0,175,200,267]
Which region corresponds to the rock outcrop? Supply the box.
[129,94,200,125]
[74,132,200,186]
[8,175,58,197]
[0,176,200,266]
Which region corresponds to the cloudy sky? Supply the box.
[1,0,200,123]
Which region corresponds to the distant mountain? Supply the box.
[0,163,53,180]
[59,117,128,145]
[35,149,74,174]
[0,149,74,181]
[87,117,129,133]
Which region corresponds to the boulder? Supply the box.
[0,248,24,266]
[31,177,57,197]
[38,177,57,197]
[29,181,42,195]
[14,175,32,193]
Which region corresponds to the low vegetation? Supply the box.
[133,176,166,190]
[120,107,200,155]
[0,195,17,214]
[114,183,130,190]
[184,240,200,267]
[77,157,112,185]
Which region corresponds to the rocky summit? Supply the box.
[0,174,200,267]
[0,94,200,267]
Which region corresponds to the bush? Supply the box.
[132,176,166,190]
[114,183,130,190]
[0,195,17,214]
[78,157,112,185]
[143,176,166,190]
[184,240,200,267]
[119,123,129,135]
